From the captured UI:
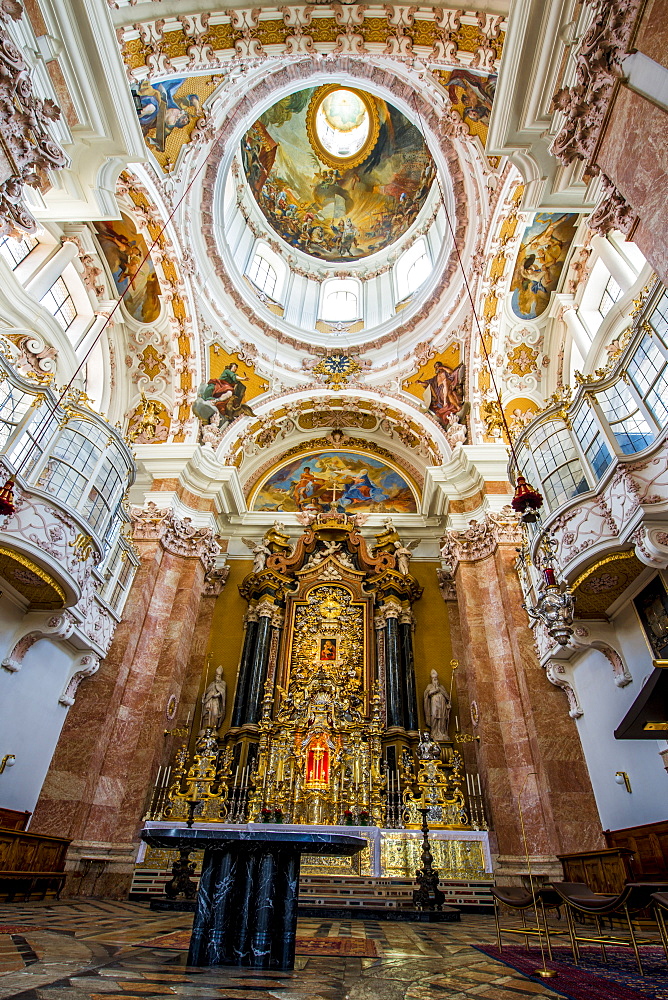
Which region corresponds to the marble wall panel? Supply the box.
[451,544,603,879]
[597,85,668,286]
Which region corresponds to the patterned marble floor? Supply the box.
[0,898,629,1000]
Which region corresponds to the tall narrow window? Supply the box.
[246,242,286,301]
[0,234,38,270]
[40,276,77,330]
[396,238,432,301]
[598,274,622,317]
[248,251,277,298]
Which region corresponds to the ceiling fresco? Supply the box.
[509,212,579,319]
[241,86,436,262]
[94,212,161,324]
[251,450,419,513]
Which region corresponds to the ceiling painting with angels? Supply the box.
[241,86,435,263]
[250,451,419,514]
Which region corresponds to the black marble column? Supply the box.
[245,612,272,724]
[400,615,419,732]
[190,844,300,968]
[385,613,404,728]
[231,613,259,727]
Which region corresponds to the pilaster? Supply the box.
[441,512,604,883]
[30,505,224,898]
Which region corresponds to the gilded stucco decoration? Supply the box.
[116,171,198,443]
[119,9,505,82]
[231,397,443,469]
[127,395,171,443]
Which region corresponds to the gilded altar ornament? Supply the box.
[400,734,470,829]
[163,730,232,823]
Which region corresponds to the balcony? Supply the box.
[510,281,668,605]
[0,353,137,660]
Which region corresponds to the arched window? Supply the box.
[246,242,286,301]
[321,278,359,322]
[396,238,432,301]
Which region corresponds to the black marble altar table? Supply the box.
[141,827,365,969]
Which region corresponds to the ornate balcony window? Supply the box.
[510,281,668,588]
[513,283,668,517]
[0,351,135,628]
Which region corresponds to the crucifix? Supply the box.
[330,480,344,506]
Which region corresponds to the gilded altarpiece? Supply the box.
[249,575,385,826]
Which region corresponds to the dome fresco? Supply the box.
[241,86,436,263]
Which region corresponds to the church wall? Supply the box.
[410,562,458,732]
[0,619,76,816]
[204,558,254,736]
[572,603,668,831]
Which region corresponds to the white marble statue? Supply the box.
[200,666,227,732]
[243,537,271,573]
[394,539,418,575]
[423,668,451,742]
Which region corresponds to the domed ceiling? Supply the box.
[241,85,436,263]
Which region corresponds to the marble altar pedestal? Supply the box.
[141,827,365,969]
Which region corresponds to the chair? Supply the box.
[491,886,565,959]
[552,881,668,974]
[652,892,668,963]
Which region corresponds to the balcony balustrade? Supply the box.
[511,281,668,590]
[0,350,138,665]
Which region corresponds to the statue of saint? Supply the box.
[200,666,227,733]
[423,668,451,742]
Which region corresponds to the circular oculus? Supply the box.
[306,85,380,169]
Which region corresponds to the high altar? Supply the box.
[142,513,491,884]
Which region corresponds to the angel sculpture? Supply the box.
[394,538,419,575]
[242,537,272,574]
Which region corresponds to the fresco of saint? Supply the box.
[418,361,466,426]
[94,214,161,324]
[193,363,257,426]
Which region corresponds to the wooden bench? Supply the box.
[0,827,70,901]
[0,871,66,900]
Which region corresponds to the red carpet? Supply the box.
[136,929,378,957]
[475,944,668,1000]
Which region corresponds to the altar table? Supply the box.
[141,827,365,969]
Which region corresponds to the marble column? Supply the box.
[399,611,419,732]
[442,517,604,884]
[29,506,223,898]
[374,611,387,724]
[231,610,259,728]
[245,601,275,726]
[384,607,404,730]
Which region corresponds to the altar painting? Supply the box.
[250,451,418,513]
[94,213,161,323]
[510,213,578,319]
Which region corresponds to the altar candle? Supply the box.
[455,715,459,732]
